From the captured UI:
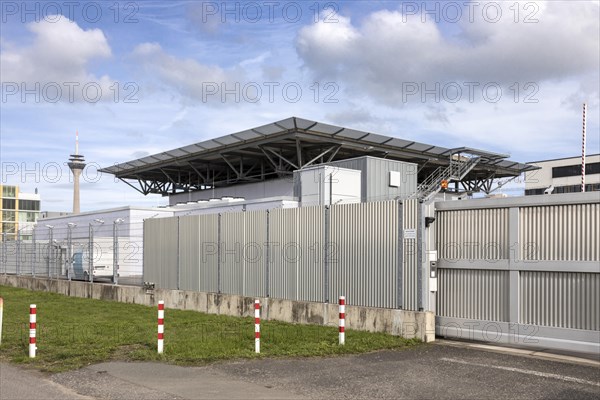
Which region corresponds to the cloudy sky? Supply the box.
[1,0,598,211]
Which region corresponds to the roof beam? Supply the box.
[263,146,298,170]
[296,138,303,168]
[160,168,177,185]
[302,145,339,169]
[220,154,241,178]
[117,178,146,195]
[326,145,342,162]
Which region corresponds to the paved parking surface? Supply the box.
[2,343,599,399]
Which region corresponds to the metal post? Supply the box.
[16,229,21,276]
[265,210,270,298]
[338,296,346,345]
[254,299,260,353]
[29,304,37,358]
[88,223,93,283]
[66,224,74,281]
[87,219,105,283]
[324,205,330,303]
[217,213,222,294]
[2,232,6,276]
[581,103,587,192]
[176,217,180,290]
[113,219,123,285]
[113,221,117,284]
[32,229,36,277]
[508,207,520,325]
[50,227,55,278]
[417,201,424,311]
[397,200,404,309]
[142,220,145,287]
[0,297,3,346]
[44,225,54,278]
[46,234,51,277]
[157,300,165,354]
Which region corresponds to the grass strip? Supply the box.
[0,285,420,372]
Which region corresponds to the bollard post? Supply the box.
[255,299,260,353]
[339,296,345,345]
[157,300,164,354]
[0,297,3,346]
[29,304,37,358]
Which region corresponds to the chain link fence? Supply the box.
[1,220,144,286]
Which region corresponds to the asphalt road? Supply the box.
[1,344,599,399]
[0,363,90,400]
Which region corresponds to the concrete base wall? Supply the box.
[0,276,435,342]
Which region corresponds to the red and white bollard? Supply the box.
[29,304,37,358]
[0,297,4,346]
[339,296,345,345]
[254,299,260,353]
[157,300,164,354]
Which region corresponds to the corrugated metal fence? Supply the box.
[435,193,600,353]
[144,199,421,309]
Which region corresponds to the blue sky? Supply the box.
[1,0,599,211]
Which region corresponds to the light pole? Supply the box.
[66,223,76,281]
[113,218,125,285]
[45,225,54,278]
[88,219,104,283]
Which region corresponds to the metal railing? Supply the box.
[416,156,480,201]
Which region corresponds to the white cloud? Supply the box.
[296,2,600,105]
[1,16,114,99]
[131,42,246,105]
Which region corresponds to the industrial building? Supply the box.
[0,184,41,240]
[525,154,600,195]
[2,117,598,355]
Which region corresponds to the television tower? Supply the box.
[68,131,86,214]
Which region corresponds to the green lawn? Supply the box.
[0,285,420,372]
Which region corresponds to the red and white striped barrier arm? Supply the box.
[339,296,345,345]
[255,299,260,353]
[582,103,587,192]
[157,300,164,354]
[29,304,36,358]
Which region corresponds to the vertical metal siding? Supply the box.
[269,208,299,300]
[329,200,398,308]
[243,210,267,298]
[327,157,418,202]
[197,214,219,292]
[143,218,178,289]
[296,206,326,302]
[140,200,420,309]
[520,271,599,330]
[437,208,509,260]
[436,268,509,322]
[402,199,419,310]
[365,157,417,202]
[220,212,244,295]
[179,216,199,291]
[520,203,599,261]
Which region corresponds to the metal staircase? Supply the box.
[415,155,481,201]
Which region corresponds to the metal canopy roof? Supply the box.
[99,117,537,196]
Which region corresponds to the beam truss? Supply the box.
[112,128,530,196]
